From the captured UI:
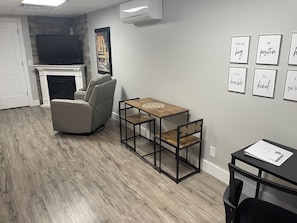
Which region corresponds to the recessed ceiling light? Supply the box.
[22,0,66,7]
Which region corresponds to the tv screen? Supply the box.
[36,34,83,65]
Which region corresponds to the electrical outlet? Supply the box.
[210,146,216,158]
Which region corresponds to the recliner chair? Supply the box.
[50,74,116,134]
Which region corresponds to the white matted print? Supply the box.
[284,70,297,101]
[288,33,297,65]
[228,67,247,93]
[230,36,250,64]
[256,34,282,65]
[253,69,277,98]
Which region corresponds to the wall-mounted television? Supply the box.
[36,34,83,65]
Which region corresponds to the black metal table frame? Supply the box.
[123,98,191,179]
[231,139,297,198]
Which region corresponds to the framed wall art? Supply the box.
[284,70,297,102]
[288,33,297,65]
[95,27,112,75]
[228,67,247,93]
[253,69,277,98]
[256,34,282,65]
[229,36,250,64]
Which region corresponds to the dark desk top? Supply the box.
[232,139,297,186]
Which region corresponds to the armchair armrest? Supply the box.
[50,99,93,133]
[74,90,86,100]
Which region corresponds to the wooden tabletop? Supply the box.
[125,97,189,118]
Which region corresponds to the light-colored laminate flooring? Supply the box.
[0,106,226,223]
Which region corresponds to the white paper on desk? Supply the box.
[244,140,293,166]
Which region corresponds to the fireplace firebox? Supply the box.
[47,75,76,100]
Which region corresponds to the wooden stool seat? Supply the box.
[157,130,201,149]
[123,113,155,125]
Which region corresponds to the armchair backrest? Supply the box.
[89,79,116,107]
[88,79,117,131]
[84,75,112,102]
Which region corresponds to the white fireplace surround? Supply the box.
[35,64,86,107]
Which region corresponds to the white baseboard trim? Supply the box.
[30,99,40,107]
[111,112,119,121]
[201,159,229,184]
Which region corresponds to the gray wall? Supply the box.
[87,0,297,175]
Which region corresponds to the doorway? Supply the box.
[0,18,29,110]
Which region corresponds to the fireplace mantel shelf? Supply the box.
[35,64,86,107]
[35,64,85,71]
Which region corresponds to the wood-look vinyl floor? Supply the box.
[0,106,226,223]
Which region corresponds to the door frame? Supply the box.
[0,17,35,107]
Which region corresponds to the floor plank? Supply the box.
[0,106,226,223]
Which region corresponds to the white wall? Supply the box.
[87,0,297,179]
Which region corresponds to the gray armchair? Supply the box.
[50,75,116,134]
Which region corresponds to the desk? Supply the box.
[125,98,189,170]
[231,139,297,197]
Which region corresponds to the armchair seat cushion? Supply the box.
[236,198,297,223]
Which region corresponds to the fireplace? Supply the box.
[35,65,86,107]
[47,75,76,100]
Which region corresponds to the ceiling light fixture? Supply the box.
[22,0,66,7]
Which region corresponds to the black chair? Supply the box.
[223,163,297,223]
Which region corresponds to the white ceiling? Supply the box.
[0,0,129,17]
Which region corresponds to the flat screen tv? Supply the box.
[36,34,83,65]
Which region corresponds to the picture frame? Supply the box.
[288,33,297,65]
[229,36,251,64]
[253,69,277,98]
[95,27,112,75]
[284,70,297,102]
[256,34,282,65]
[228,67,247,93]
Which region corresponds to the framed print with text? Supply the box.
[229,36,250,64]
[288,33,297,65]
[253,69,277,98]
[228,67,247,93]
[256,34,282,65]
[284,70,297,102]
[95,27,112,75]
